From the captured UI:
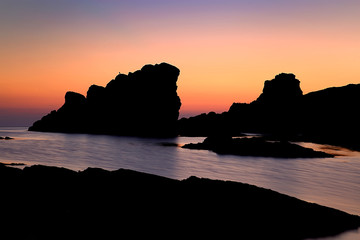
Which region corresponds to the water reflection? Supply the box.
[307,228,360,240]
[1,128,360,218]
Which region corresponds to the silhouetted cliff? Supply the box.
[29,63,181,137]
[178,74,360,149]
[300,84,360,148]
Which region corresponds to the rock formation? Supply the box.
[254,73,303,104]
[0,136,14,140]
[178,73,360,149]
[300,83,360,147]
[178,73,304,137]
[183,136,333,158]
[1,163,359,239]
[29,63,181,137]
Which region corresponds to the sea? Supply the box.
[1,127,359,240]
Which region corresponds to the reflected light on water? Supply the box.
[1,128,360,239]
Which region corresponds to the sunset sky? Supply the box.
[1,0,360,126]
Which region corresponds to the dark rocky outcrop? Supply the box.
[0,162,25,166]
[29,63,181,137]
[0,163,359,239]
[255,73,303,105]
[178,73,304,137]
[178,73,360,149]
[300,84,360,148]
[183,136,333,158]
[0,136,14,140]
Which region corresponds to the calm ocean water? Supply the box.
[1,127,359,239]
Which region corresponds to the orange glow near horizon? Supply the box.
[1,1,360,124]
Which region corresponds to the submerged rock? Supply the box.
[183,136,334,158]
[0,136,14,140]
[29,63,181,137]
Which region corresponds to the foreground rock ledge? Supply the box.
[1,164,359,239]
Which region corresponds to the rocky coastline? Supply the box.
[178,73,360,150]
[28,66,360,150]
[1,163,359,239]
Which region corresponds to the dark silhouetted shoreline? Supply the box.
[178,73,360,150]
[1,163,359,239]
[28,65,360,150]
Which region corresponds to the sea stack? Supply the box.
[29,63,182,137]
[254,73,303,105]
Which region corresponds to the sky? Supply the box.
[1,0,360,126]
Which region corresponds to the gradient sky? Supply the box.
[1,0,360,126]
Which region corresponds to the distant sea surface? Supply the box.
[1,127,359,239]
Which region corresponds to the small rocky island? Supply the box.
[0,136,14,140]
[29,63,181,137]
[0,163,359,239]
[183,136,334,158]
